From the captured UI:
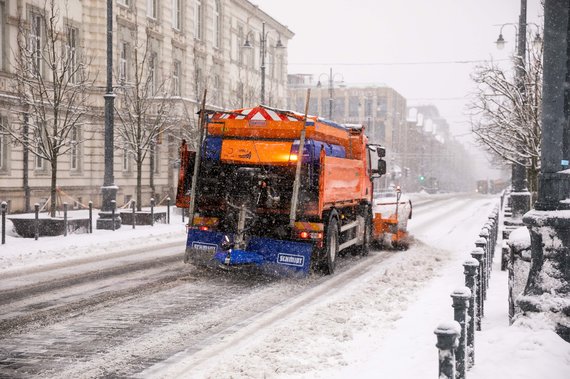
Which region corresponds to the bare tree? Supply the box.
[0,0,94,217]
[469,36,543,191]
[115,27,175,211]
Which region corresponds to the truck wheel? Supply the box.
[323,215,339,275]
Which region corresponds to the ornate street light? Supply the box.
[494,7,542,218]
[243,22,285,104]
[97,0,120,229]
[317,68,344,120]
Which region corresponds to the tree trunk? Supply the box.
[137,155,143,212]
[50,158,57,217]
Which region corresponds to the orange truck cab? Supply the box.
[177,105,386,276]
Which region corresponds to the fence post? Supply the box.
[435,321,461,379]
[475,236,488,297]
[484,220,495,259]
[111,200,116,231]
[1,201,6,245]
[132,200,136,229]
[34,203,40,240]
[463,258,479,368]
[150,198,155,226]
[471,247,485,329]
[451,287,471,379]
[63,202,68,237]
[167,197,171,224]
[88,201,93,233]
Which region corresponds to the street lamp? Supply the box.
[243,22,285,105]
[316,68,344,120]
[494,22,542,50]
[494,1,541,218]
[97,0,120,230]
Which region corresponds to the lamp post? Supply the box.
[494,0,540,218]
[520,0,570,343]
[97,0,120,230]
[317,68,344,120]
[243,22,285,105]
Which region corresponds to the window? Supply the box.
[237,25,244,65]
[34,120,45,171]
[173,60,181,96]
[377,97,388,117]
[0,2,5,71]
[66,26,78,84]
[122,137,131,172]
[213,74,221,104]
[194,0,202,40]
[151,141,160,174]
[349,96,360,118]
[334,98,345,120]
[365,98,373,118]
[0,117,8,173]
[29,13,42,76]
[149,53,156,94]
[119,42,128,83]
[147,0,157,19]
[118,0,130,6]
[213,0,221,48]
[70,126,80,171]
[172,0,182,30]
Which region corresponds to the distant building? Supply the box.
[287,75,407,151]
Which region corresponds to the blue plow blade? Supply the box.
[186,229,314,276]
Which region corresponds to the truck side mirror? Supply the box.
[377,159,386,176]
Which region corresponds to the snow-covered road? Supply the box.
[1,194,568,378]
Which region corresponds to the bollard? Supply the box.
[1,201,6,245]
[475,236,489,295]
[485,220,495,255]
[471,247,485,329]
[111,200,116,231]
[435,321,461,379]
[463,258,479,368]
[167,197,171,224]
[132,200,136,229]
[34,203,40,240]
[88,201,93,233]
[451,287,471,379]
[150,198,155,226]
[63,202,68,237]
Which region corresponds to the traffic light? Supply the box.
[419,175,425,182]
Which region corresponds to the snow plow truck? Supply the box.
[176,104,386,276]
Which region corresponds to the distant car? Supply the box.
[372,187,412,249]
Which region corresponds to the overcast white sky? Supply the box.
[253,0,543,138]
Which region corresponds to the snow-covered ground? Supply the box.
[1,195,569,378]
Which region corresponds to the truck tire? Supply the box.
[323,214,339,275]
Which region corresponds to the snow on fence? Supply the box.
[0,197,173,243]
[434,201,501,379]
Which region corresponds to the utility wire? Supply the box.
[289,58,510,66]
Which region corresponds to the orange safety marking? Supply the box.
[293,221,324,231]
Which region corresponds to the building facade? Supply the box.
[0,0,293,212]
